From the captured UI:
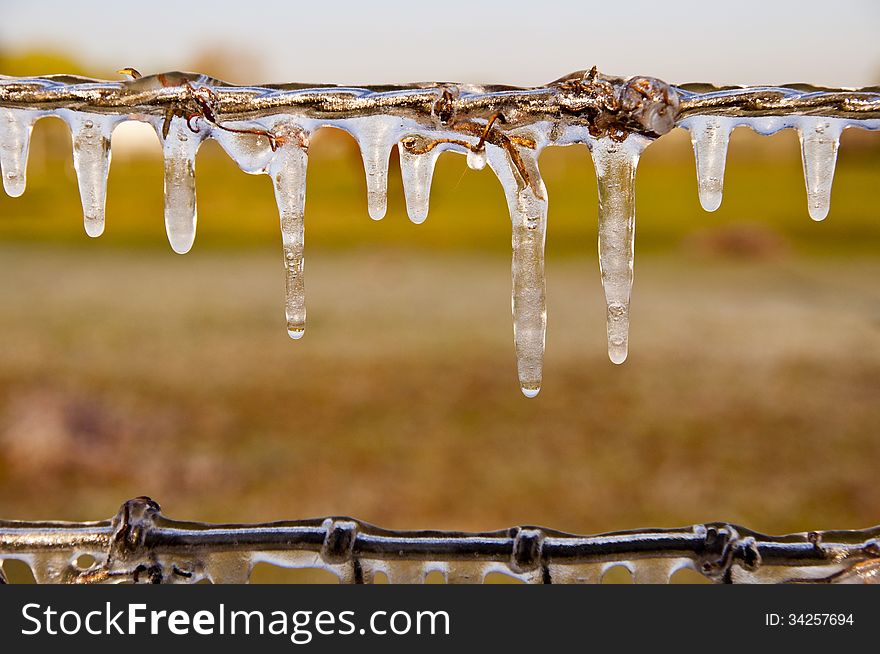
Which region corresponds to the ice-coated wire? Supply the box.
[1,69,878,393]
[0,497,877,584]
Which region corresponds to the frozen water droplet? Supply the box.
[269,131,309,339]
[590,136,648,365]
[744,116,790,136]
[487,145,547,397]
[466,148,487,170]
[67,113,115,237]
[399,138,440,223]
[159,117,203,254]
[0,108,36,197]
[214,122,277,175]
[347,117,403,221]
[796,117,843,221]
[682,115,733,212]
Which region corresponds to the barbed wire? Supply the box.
[0,497,878,584]
[2,70,879,130]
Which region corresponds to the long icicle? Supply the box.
[66,113,116,237]
[160,116,204,254]
[591,135,648,365]
[270,133,309,340]
[487,146,548,397]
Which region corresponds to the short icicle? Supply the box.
[269,131,309,340]
[487,145,548,398]
[797,117,843,221]
[398,141,440,223]
[683,115,733,212]
[159,116,204,254]
[0,108,36,198]
[350,117,401,220]
[591,135,649,365]
[67,114,115,237]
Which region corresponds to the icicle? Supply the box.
[0,108,36,197]
[348,117,402,220]
[269,130,309,340]
[159,117,204,254]
[796,117,843,221]
[682,115,733,212]
[398,140,440,224]
[744,116,790,137]
[591,135,648,365]
[487,145,548,398]
[66,114,115,237]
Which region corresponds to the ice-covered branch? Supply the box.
[0,497,877,584]
[1,70,878,394]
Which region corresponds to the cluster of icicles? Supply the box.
[1,497,878,584]
[1,78,878,397]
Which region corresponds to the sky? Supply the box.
[0,0,878,87]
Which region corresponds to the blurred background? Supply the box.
[0,0,879,582]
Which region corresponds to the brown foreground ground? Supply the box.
[0,247,876,536]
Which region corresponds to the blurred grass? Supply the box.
[0,99,878,584]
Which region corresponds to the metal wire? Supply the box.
[1,70,879,137]
[0,498,878,584]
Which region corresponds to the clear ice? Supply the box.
[590,135,648,365]
[681,115,733,212]
[683,114,867,223]
[65,113,117,237]
[346,116,403,221]
[0,108,35,198]
[158,116,205,254]
[398,140,440,224]
[796,117,844,221]
[487,145,548,397]
[270,134,309,339]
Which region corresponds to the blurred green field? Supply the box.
[0,103,878,583]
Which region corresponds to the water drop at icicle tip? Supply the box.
[287,327,305,340]
[608,342,628,365]
[521,385,541,398]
